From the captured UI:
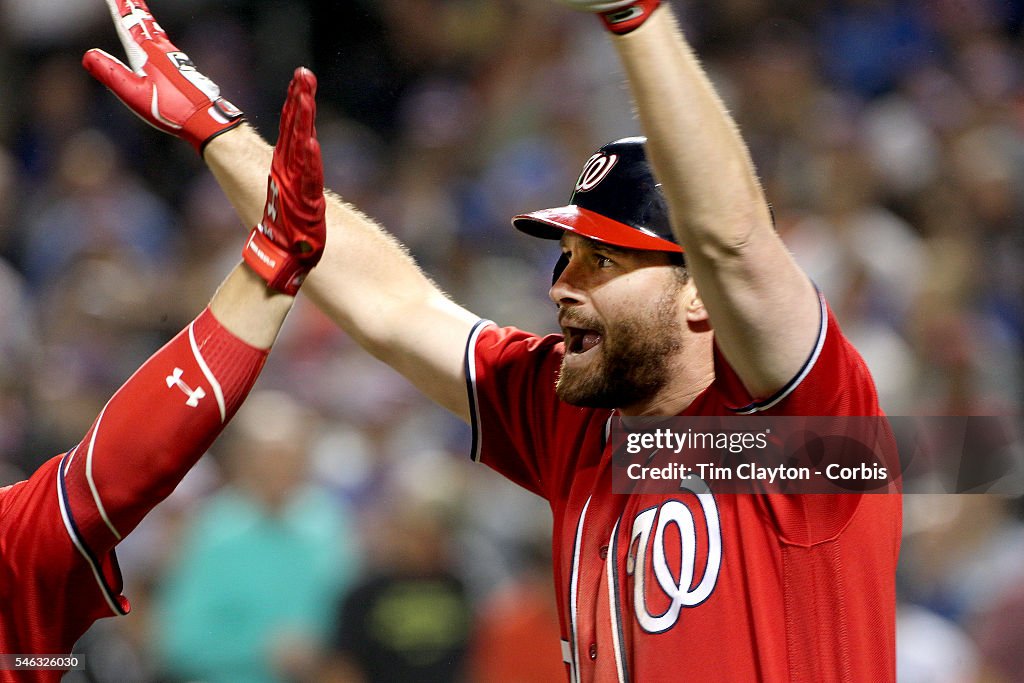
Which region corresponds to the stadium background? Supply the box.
[0,0,1022,680]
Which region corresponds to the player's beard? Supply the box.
[556,289,683,410]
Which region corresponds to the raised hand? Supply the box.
[242,69,326,295]
[83,0,243,153]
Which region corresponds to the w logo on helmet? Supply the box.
[575,152,619,192]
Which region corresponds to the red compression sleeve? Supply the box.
[61,307,268,554]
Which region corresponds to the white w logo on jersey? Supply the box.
[627,478,722,633]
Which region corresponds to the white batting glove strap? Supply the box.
[160,50,222,101]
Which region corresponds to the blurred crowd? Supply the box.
[0,0,1022,681]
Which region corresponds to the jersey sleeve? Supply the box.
[464,320,577,500]
[715,291,883,417]
[1,454,128,645]
[713,292,896,545]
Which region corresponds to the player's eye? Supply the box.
[595,254,614,268]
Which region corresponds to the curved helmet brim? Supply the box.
[513,205,682,254]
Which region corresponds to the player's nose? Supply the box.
[549,255,586,306]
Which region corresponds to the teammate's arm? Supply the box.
[84,0,478,421]
[568,2,820,400]
[63,70,326,553]
[204,129,478,420]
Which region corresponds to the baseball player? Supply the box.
[0,68,326,682]
[87,0,901,680]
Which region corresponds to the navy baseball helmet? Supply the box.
[512,136,683,255]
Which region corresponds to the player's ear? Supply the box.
[683,284,708,323]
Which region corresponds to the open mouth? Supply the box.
[565,327,603,355]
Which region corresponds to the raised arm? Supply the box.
[83,0,478,420]
[55,71,326,571]
[204,129,478,420]
[567,1,821,399]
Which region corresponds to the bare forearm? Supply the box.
[204,124,275,227]
[204,126,477,417]
[209,264,294,349]
[205,126,450,332]
[612,6,819,397]
[614,8,772,254]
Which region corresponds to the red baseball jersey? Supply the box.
[0,452,128,682]
[465,294,902,682]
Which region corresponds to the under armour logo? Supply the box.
[265,179,279,228]
[166,367,206,407]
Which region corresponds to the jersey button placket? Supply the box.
[589,643,598,660]
[599,544,609,560]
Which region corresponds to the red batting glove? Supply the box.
[559,0,661,34]
[243,69,326,295]
[83,0,243,154]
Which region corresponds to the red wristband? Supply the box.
[599,0,660,34]
[190,98,245,155]
[243,225,310,295]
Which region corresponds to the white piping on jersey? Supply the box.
[569,495,592,683]
[188,321,226,423]
[464,320,492,463]
[84,405,122,541]
[56,453,127,616]
[606,516,628,683]
[734,290,828,414]
[63,444,79,475]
